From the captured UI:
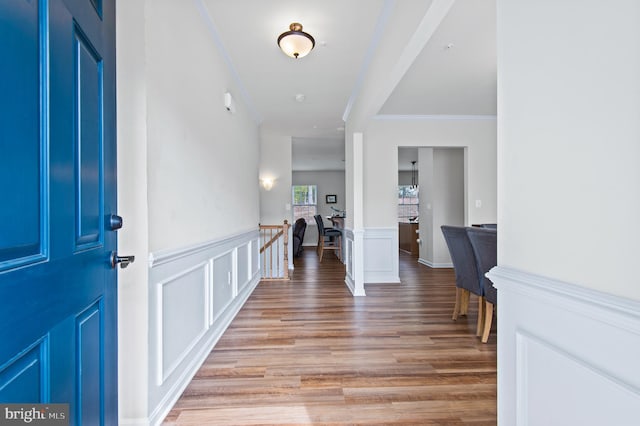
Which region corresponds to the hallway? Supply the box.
[163,251,497,425]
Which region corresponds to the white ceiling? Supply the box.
[292,137,345,171]
[380,0,496,115]
[398,148,419,171]
[201,0,496,170]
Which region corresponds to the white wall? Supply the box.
[433,148,464,264]
[494,1,640,424]
[146,1,259,253]
[364,118,496,229]
[292,170,346,247]
[116,0,149,421]
[418,148,434,263]
[259,127,293,226]
[416,148,464,267]
[116,1,261,423]
[498,0,640,300]
[398,170,416,186]
[357,119,493,283]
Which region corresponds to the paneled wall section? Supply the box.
[489,267,640,426]
[146,230,260,425]
[344,228,400,288]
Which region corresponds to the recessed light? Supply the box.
[295,93,305,102]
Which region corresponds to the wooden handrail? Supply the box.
[259,220,290,281]
[260,229,284,254]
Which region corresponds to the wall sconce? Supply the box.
[261,178,274,191]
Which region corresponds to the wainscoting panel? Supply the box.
[237,243,250,293]
[345,229,354,281]
[488,267,640,426]
[157,262,208,386]
[251,238,260,278]
[155,262,209,385]
[363,228,400,284]
[211,251,235,324]
[147,229,260,425]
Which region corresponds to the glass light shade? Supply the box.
[261,178,274,190]
[277,23,315,59]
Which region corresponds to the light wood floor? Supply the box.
[163,249,497,425]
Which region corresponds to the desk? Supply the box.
[328,216,344,229]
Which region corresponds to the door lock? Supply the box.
[110,252,135,269]
[109,214,123,230]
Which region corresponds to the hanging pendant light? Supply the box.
[277,23,315,59]
[410,161,418,190]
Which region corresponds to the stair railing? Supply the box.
[259,220,290,280]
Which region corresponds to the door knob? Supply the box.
[110,252,135,269]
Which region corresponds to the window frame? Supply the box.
[398,185,419,223]
[292,184,318,224]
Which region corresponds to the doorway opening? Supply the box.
[398,147,466,268]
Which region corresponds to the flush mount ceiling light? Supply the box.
[277,22,315,59]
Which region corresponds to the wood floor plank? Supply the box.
[163,249,496,425]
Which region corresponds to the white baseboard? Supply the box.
[488,266,640,426]
[418,258,453,268]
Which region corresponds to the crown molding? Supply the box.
[373,114,497,121]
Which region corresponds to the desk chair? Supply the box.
[314,215,342,262]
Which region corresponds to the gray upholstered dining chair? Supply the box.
[466,227,497,343]
[314,215,342,262]
[441,225,485,336]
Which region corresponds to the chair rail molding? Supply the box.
[488,266,640,426]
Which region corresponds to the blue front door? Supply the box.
[0,0,117,424]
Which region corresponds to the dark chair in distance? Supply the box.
[292,218,307,258]
[314,214,342,262]
[466,226,497,343]
[441,225,485,337]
